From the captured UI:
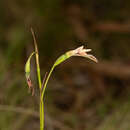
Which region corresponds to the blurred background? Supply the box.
[0,0,130,130]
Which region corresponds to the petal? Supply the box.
[84,54,98,63]
[76,46,84,52]
[80,52,88,56]
[83,49,92,53]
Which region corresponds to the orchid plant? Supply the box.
[25,29,98,130]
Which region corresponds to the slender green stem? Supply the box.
[40,99,44,130]
[31,28,42,90]
[31,28,44,130]
[40,62,56,130]
[41,64,55,100]
[40,63,56,130]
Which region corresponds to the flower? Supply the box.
[25,52,35,96]
[54,45,98,66]
[67,46,98,63]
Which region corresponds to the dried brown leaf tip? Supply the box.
[26,77,34,96]
[67,46,98,63]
